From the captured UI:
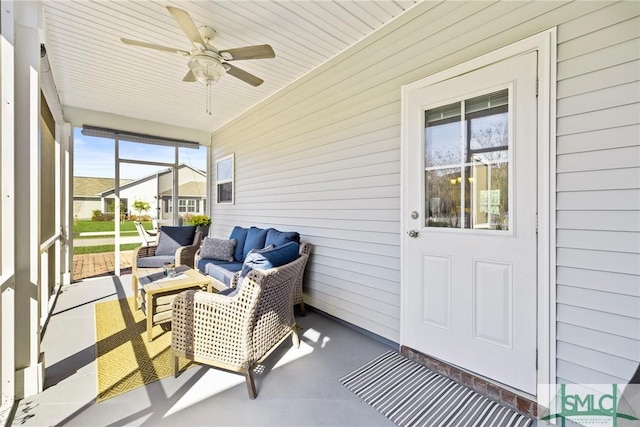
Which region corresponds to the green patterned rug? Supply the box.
[94,297,192,402]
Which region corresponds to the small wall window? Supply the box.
[216,154,234,204]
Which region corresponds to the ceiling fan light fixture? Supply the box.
[188,55,225,84]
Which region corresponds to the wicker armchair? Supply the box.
[293,242,311,315]
[171,253,307,399]
[131,229,202,301]
[133,229,202,269]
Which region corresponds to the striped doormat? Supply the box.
[340,351,532,427]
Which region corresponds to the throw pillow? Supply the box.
[155,226,196,256]
[240,241,300,277]
[200,237,237,262]
[246,244,274,257]
[265,228,300,247]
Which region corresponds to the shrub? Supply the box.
[91,210,117,221]
[92,210,104,221]
[189,214,211,226]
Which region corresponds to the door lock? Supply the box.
[410,211,419,220]
[407,230,419,238]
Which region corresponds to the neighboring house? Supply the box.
[96,164,206,220]
[72,177,132,219]
[1,0,638,419]
[158,181,208,219]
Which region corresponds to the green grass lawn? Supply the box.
[73,220,153,234]
[74,243,142,255]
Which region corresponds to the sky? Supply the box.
[73,127,207,180]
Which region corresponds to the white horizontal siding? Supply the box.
[556,360,628,385]
[558,304,640,340]
[557,341,637,380]
[555,2,640,386]
[557,267,640,297]
[556,189,640,210]
[557,124,640,154]
[557,61,639,99]
[210,0,640,380]
[558,322,639,362]
[558,229,640,254]
[557,146,640,172]
[557,211,640,232]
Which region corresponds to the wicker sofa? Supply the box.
[195,226,311,315]
[171,253,307,399]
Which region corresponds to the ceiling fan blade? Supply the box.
[224,63,264,87]
[183,70,196,82]
[219,44,275,61]
[166,6,205,49]
[121,38,189,55]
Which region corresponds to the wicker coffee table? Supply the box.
[134,265,211,341]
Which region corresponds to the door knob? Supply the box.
[407,230,419,238]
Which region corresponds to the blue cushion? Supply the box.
[241,241,300,277]
[265,228,300,247]
[205,264,239,286]
[196,258,243,275]
[137,255,177,268]
[229,226,249,262]
[242,227,268,261]
[155,226,196,256]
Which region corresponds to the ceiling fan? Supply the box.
[121,6,274,87]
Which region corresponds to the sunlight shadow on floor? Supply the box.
[164,340,315,418]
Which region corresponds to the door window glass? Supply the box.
[424,89,510,230]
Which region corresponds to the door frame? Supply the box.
[400,29,557,398]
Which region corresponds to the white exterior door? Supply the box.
[401,52,538,395]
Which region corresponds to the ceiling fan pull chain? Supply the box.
[205,81,212,116]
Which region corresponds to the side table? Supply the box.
[135,266,211,341]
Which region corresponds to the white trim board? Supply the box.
[400,29,556,398]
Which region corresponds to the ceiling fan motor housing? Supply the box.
[188,53,225,84]
[197,26,217,45]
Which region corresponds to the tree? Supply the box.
[132,199,151,216]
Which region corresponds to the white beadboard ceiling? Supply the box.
[42,0,418,134]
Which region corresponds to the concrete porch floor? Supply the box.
[12,272,396,426]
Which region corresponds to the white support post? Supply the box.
[114,137,120,277]
[1,0,17,407]
[63,123,72,285]
[13,0,44,398]
[173,147,179,225]
[54,123,62,292]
